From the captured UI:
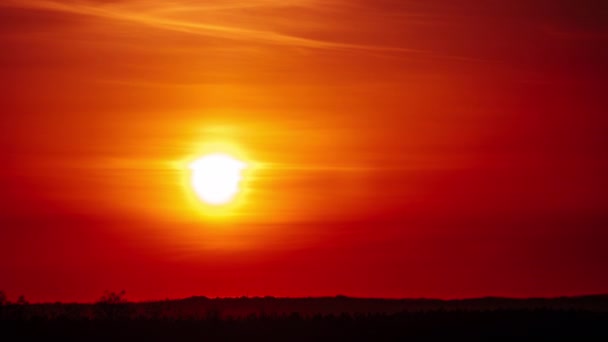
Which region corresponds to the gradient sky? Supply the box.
[1,0,607,302]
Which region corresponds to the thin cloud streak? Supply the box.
[0,0,450,58]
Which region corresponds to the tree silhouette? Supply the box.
[16,295,28,305]
[96,290,130,319]
[0,291,6,305]
[98,290,127,304]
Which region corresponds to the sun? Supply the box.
[188,153,247,206]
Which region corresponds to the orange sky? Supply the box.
[1,0,607,302]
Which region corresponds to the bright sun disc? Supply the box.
[189,153,247,206]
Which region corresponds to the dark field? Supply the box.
[2,295,608,340]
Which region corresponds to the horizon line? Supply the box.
[4,293,607,305]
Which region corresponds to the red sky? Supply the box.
[1,0,607,302]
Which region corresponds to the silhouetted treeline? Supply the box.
[2,294,608,320]
[1,310,607,340]
[2,295,608,340]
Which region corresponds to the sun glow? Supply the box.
[189,153,247,206]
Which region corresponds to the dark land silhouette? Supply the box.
[1,293,607,340]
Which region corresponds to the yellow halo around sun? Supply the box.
[188,153,247,206]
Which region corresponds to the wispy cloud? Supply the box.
[1,0,435,56]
